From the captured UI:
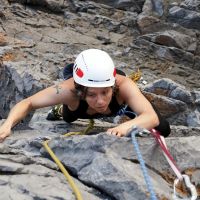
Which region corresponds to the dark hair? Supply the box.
[71,82,87,99]
[71,81,117,100]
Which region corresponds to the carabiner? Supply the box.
[173,175,197,200]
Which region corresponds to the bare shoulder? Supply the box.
[55,78,77,102]
[115,74,153,115]
[116,75,139,93]
[58,78,75,91]
[116,75,138,89]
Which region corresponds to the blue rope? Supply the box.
[116,105,137,118]
[116,107,157,199]
[131,128,158,200]
[117,105,128,116]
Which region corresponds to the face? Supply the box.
[85,87,113,113]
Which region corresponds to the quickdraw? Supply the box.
[150,129,198,200]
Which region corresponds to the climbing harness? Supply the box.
[46,104,63,121]
[114,105,137,124]
[128,68,142,82]
[43,119,94,200]
[130,126,158,200]
[150,129,198,200]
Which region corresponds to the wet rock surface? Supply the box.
[0,0,200,199]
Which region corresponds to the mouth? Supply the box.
[96,106,107,111]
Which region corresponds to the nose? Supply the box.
[96,94,105,105]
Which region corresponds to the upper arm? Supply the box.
[118,77,154,115]
[27,80,74,109]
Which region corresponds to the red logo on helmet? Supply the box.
[76,68,84,78]
[113,68,116,77]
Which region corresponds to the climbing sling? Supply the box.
[150,129,198,200]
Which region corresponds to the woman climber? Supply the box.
[0,49,170,142]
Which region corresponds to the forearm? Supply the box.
[123,112,159,131]
[3,98,33,129]
[107,112,159,137]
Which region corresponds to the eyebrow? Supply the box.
[87,91,96,94]
[87,88,109,93]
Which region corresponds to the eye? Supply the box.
[87,93,96,97]
[102,89,110,95]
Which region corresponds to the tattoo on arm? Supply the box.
[53,85,62,94]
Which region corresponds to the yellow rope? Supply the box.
[43,119,94,200]
[63,119,94,137]
[43,140,83,200]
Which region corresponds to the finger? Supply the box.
[107,128,113,132]
[106,128,115,134]
[113,132,120,137]
[111,131,118,136]
[106,130,117,136]
[0,136,5,143]
[0,134,7,142]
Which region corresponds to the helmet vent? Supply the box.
[88,79,110,82]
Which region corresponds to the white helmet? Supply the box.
[73,49,116,87]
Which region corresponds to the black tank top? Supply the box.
[62,95,123,123]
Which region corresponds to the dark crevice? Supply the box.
[75,178,117,200]
[0,171,27,175]
[8,0,65,15]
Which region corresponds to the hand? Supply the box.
[0,123,11,142]
[106,124,129,137]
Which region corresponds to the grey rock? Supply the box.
[0,0,200,199]
[43,134,168,199]
[144,78,193,104]
[170,125,200,137]
[187,109,200,127]
[194,90,200,105]
[150,0,164,16]
[168,6,200,30]
[194,55,200,70]
[91,0,144,12]
[181,0,200,12]
[135,38,195,65]
[143,90,187,117]
[139,30,197,52]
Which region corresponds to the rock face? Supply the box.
[0,0,200,199]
